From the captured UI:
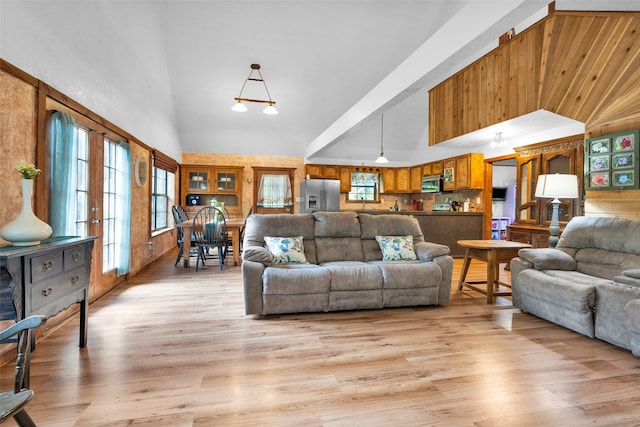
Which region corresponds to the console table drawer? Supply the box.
[29,251,64,283]
[30,267,87,313]
[64,245,86,270]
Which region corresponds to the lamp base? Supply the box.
[547,199,561,248]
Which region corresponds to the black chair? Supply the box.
[173,205,198,266]
[0,315,46,427]
[192,207,228,271]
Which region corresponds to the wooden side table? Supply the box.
[457,239,532,303]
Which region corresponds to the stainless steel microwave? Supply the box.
[421,175,443,193]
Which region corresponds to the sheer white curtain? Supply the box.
[257,174,293,208]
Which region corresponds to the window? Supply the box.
[151,166,172,231]
[75,127,90,236]
[348,172,379,202]
[257,174,293,208]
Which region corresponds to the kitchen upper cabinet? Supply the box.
[322,165,339,179]
[422,163,432,176]
[442,154,484,191]
[431,161,444,176]
[410,166,422,192]
[339,167,352,193]
[395,167,410,193]
[382,168,395,193]
[305,164,340,180]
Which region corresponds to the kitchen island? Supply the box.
[352,210,483,257]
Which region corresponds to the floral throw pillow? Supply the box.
[263,236,308,264]
[375,235,417,261]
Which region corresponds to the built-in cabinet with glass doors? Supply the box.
[181,165,243,217]
[507,135,584,247]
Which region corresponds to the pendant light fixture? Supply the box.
[231,64,278,115]
[490,131,506,147]
[375,115,389,164]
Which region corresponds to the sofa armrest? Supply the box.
[242,245,273,266]
[414,241,450,261]
[517,248,576,271]
[614,272,640,289]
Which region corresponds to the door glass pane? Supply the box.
[103,139,118,272]
[76,128,89,236]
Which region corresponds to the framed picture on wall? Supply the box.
[590,155,609,171]
[589,172,610,188]
[613,170,635,187]
[612,153,634,169]
[589,138,610,154]
[612,132,636,152]
[585,130,639,190]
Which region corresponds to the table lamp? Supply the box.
[535,173,579,248]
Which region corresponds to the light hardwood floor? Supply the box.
[2,252,640,426]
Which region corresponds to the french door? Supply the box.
[47,105,129,301]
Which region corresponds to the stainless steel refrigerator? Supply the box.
[300,179,340,213]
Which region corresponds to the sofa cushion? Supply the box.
[323,262,383,291]
[313,211,364,263]
[595,282,640,349]
[623,269,640,279]
[262,265,329,295]
[264,236,308,264]
[375,235,417,261]
[574,248,640,279]
[558,216,640,256]
[244,214,318,264]
[359,214,424,262]
[543,270,612,286]
[517,248,576,271]
[518,269,596,337]
[374,261,442,289]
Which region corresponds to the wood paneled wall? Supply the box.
[430,9,640,219]
[429,11,640,146]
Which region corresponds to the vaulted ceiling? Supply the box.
[2,1,638,165]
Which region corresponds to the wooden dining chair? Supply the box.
[192,206,227,271]
[0,315,46,427]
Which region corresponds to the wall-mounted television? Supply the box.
[491,187,507,201]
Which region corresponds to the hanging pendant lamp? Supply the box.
[231,64,278,115]
[375,115,389,164]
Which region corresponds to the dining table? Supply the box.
[177,218,245,268]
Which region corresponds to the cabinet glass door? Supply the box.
[216,172,236,191]
[516,156,538,222]
[188,171,209,191]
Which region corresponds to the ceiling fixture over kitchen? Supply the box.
[231,64,278,115]
[375,115,389,164]
[490,131,507,147]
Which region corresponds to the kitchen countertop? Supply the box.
[349,210,483,216]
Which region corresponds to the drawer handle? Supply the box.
[71,251,81,262]
[42,287,53,297]
[70,275,80,285]
[42,260,54,271]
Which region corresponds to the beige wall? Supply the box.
[0,69,38,245]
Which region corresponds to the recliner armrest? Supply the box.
[242,245,273,265]
[414,242,450,261]
[517,248,576,271]
[614,273,640,289]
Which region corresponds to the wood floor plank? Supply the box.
[1,251,640,426]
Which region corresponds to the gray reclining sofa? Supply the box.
[241,211,453,315]
[510,216,640,356]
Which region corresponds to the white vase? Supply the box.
[1,179,53,246]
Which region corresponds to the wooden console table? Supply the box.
[0,236,96,348]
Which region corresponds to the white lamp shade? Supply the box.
[535,174,579,198]
[231,102,248,112]
[375,154,389,164]
[262,105,279,115]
